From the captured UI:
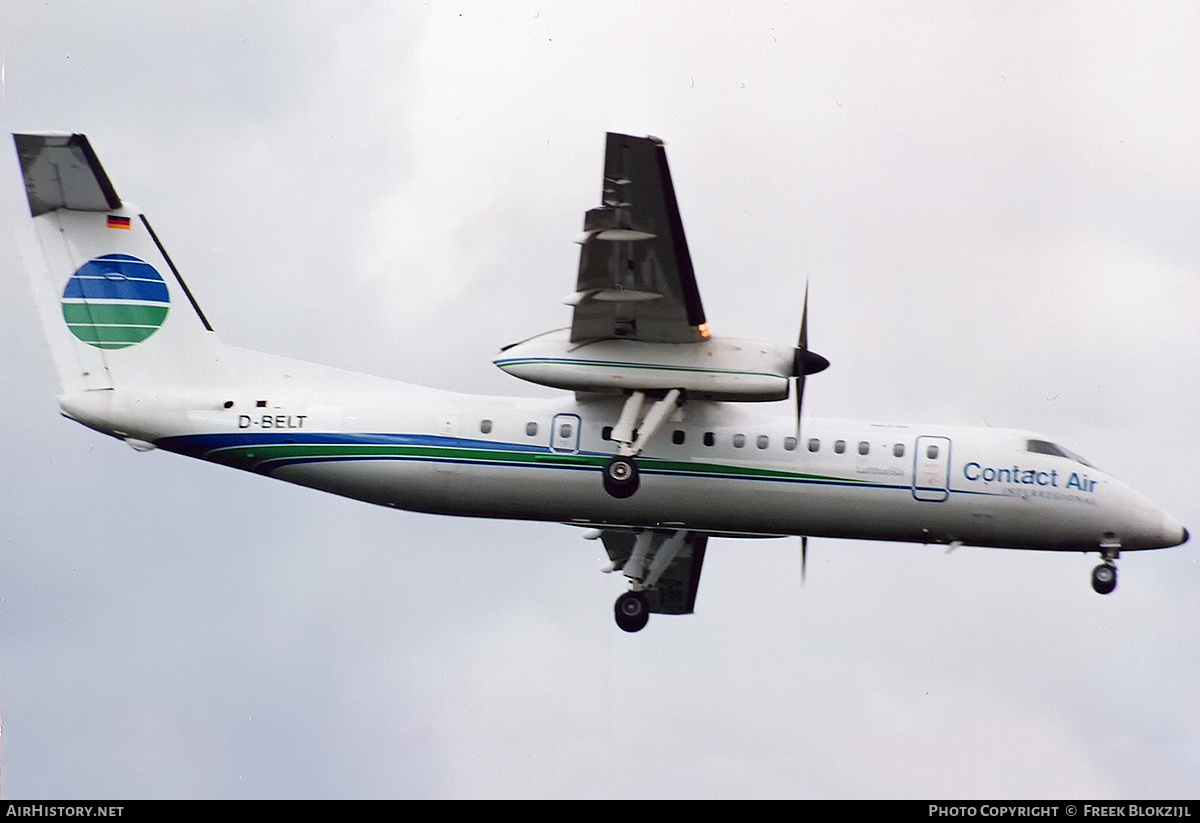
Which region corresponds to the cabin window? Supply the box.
[672,429,686,445]
[893,443,905,458]
[732,433,746,448]
[784,436,797,451]
[926,444,939,460]
[602,426,613,441]
[834,439,846,454]
[480,419,493,434]
[525,422,538,437]
[807,438,820,453]
[757,435,770,450]
[858,441,870,456]
[559,422,573,439]
[703,431,715,447]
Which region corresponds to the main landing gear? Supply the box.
[608,530,690,632]
[603,389,684,498]
[1091,541,1120,595]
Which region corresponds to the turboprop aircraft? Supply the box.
[12,131,1189,632]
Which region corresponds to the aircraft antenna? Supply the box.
[801,535,809,585]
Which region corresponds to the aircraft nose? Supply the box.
[1163,514,1189,547]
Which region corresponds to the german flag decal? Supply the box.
[106,215,131,230]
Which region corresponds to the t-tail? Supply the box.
[13,133,221,400]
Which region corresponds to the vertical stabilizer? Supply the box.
[13,133,219,394]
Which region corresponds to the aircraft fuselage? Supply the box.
[55,350,1186,555]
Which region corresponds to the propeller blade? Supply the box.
[794,370,806,435]
[794,283,829,375]
[799,282,810,351]
[792,283,829,435]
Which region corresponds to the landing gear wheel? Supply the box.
[603,456,640,498]
[1091,563,1117,595]
[614,591,650,632]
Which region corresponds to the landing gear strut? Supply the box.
[603,389,684,498]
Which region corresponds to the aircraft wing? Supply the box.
[570,133,708,344]
[599,530,709,615]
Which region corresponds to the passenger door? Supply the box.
[913,436,952,502]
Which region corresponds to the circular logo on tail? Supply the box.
[61,254,170,349]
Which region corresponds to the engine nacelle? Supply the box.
[495,329,794,401]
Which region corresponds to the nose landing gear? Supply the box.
[1091,541,1120,595]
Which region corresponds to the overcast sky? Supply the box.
[1,1,1197,799]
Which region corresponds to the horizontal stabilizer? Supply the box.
[15,133,121,217]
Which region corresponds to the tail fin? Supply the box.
[13,133,219,394]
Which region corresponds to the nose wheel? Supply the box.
[1092,541,1120,595]
[1091,562,1117,595]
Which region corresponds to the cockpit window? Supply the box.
[1026,439,1093,468]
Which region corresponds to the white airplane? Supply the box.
[12,131,1188,632]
